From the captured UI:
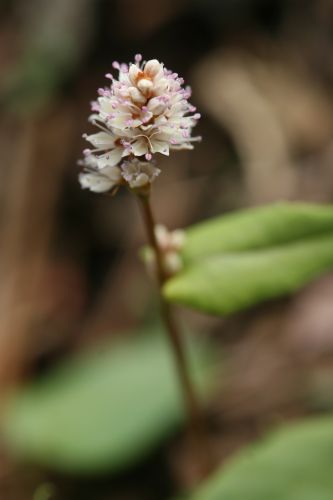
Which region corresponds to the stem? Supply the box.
[138,194,209,464]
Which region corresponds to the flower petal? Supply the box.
[97,148,123,168]
[131,138,148,156]
[79,166,121,193]
[150,139,169,156]
[85,132,115,148]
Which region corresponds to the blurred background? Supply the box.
[1,0,333,498]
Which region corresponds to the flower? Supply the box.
[79,55,201,193]
[121,159,161,190]
[79,156,122,193]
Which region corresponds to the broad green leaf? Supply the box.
[190,416,333,500]
[183,203,333,263]
[164,235,333,315]
[2,333,210,474]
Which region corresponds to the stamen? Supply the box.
[91,120,112,134]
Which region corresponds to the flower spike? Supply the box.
[79,56,200,193]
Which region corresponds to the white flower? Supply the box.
[121,159,161,189]
[79,155,122,193]
[79,55,201,192]
[82,132,126,168]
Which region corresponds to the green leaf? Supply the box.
[190,416,333,500]
[164,203,333,315]
[164,235,333,315]
[2,333,210,474]
[182,203,333,263]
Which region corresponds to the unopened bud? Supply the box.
[144,59,162,78]
[137,78,154,95]
[128,64,140,84]
[128,86,146,104]
[147,97,167,115]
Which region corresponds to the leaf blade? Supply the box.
[2,334,210,474]
[165,235,333,315]
[183,203,333,263]
[191,417,333,500]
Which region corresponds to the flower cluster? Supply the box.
[79,55,201,194]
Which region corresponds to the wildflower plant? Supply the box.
[4,53,333,499]
[79,54,205,457]
[78,56,333,477]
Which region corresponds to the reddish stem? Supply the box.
[138,194,211,474]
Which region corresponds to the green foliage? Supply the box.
[164,235,333,315]
[164,203,333,315]
[2,334,210,474]
[190,416,333,500]
[183,203,333,263]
